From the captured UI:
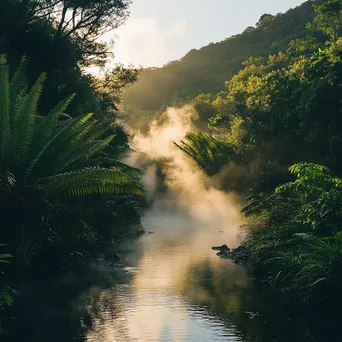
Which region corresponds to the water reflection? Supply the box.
[5,211,342,342]
[86,211,246,341]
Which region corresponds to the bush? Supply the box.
[242,163,342,305]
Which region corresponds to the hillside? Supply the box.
[123,0,317,111]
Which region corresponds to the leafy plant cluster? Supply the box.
[0,56,144,281]
[241,163,342,304]
[123,0,316,112]
[173,0,342,305]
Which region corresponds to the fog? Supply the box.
[124,105,243,246]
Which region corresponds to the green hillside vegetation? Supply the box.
[123,1,318,112]
[173,0,342,306]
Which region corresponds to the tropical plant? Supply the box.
[0,55,144,201]
[174,132,234,176]
[276,163,342,235]
[268,234,342,304]
[0,55,144,267]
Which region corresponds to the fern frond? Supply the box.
[35,167,145,198]
[85,156,143,177]
[12,72,46,167]
[57,135,116,172]
[174,132,233,176]
[36,93,76,149]
[9,56,28,116]
[27,113,94,177]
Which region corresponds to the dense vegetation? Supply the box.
[168,0,342,306]
[122,1,317,112]
[0,0,145,310]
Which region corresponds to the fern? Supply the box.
[36,167,145,198]
[35,93,76,150]
[174,132,234,176]
[12,72,46,167]
[9,56,28,116]
[0,58,144,201]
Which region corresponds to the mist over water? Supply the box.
[85,105,250,340]
[85,106,249,341]
[124,106,243,246]
[7,108,334,342]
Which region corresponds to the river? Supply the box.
[5,207,340,342]
[4,107,340,341]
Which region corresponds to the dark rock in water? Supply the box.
[212,244,230,252]
[148,231,154,234]
[137,229,146,236]
[213,244,252,265]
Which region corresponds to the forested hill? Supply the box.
[123,0,316,110]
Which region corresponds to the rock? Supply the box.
[148,231,154,234]
[212,244,251,263]
[137,229,146,236]
[212,244,230,252]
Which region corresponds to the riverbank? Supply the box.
[3,219,342,342]
[214,227,342,309]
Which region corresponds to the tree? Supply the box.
[256,14,274,28]
[309,0,342,41]
[20,0,132,66]
[91,64,141,111]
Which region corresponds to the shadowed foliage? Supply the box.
[0,56,144,273]
[174,132,234,176]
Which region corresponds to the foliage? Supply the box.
[182,20,342,193]
[0,57,144,272]
[268,235,342,304]
[174,132,235,176]
[309,0,342,41]
[276,163,342,235]
[123,1,317,111]
[241,163,342,304]
[21,0,131,67]
[0,0,137,119]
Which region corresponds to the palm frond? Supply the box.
[174,132,234,176]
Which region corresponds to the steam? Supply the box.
[125,106,243,246]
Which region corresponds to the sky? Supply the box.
[112,0,307,68]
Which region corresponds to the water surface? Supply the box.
[6,211,340,342]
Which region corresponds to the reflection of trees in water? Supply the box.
[6,236,342,342]
[180,258,341,342]
[85,287,133,342]
[4,249,137,342]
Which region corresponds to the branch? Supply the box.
[55,3,68,39]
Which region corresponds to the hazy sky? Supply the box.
[112,0,306,67]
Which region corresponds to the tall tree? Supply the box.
[19,0,132,66]
[309,0,342,41]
